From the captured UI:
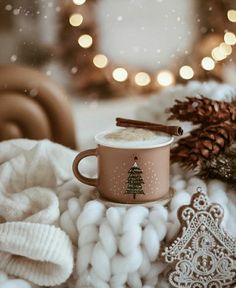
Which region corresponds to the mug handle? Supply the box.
[72,148,98,187]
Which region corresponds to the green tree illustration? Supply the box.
[126,156,145,199]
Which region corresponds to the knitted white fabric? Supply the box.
[0,136,235,287]
[0,222,73,286]
[0,139,83,287]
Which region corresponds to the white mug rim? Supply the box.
[95,128,174,149]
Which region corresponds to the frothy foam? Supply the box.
[105,128,158,141]
[95,128,173,149]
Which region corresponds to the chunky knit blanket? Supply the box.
[0,139,235,288]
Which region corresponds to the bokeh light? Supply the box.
[69,14,83,27]
[78,34,93,48]
[201,57,215,71]
[227,10,236,22]
[93,54,108,68]
[211,47,226,61]
[73,0,86,5]
[179,66,194,80]
[134,72,151,86]
[157,70,174,86]
[224,32,236,45]
[219,42,232,55]
[112,68,128,82]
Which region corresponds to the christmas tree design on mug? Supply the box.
[126,156,145,199]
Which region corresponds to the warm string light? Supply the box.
[201,57,215,71]
[199,10,235,74]
[112,68,128,82]
[157,70,174,86]
[73,0,86,5]
[212,47,226,61]
[219,42,232,56]
[93,54,108,68]
[69,13,83,27]
[211,42,233,62]
[134,72,151,86]
[227,9,236,23]
[69,2,236,89]
[179,66,194,80]
[224,32,236,45]
[78,34,93,48]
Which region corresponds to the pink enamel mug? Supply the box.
[73,129,174,204]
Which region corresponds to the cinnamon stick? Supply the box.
[116,118,183,136]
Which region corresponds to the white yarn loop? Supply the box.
[139,249,152,277]
[60,197,81,246]
[142,224,160,261]
[77,243,94,275]
[119,225,142,255]
[77,200,105,230]
[106,207,126,234]
[91,242,111,282]
[99,221,117,258]
[122,206,149,232]
[79,225,98,247]
[110,273,127,287]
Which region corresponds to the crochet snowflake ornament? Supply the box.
[162,191,236,288]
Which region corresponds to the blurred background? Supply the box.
[0,0,236,148]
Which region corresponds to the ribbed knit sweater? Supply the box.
[0,139,76,286]
[0,222,73,286]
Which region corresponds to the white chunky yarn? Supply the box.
[69,200,168,288]
[59,163,236,288]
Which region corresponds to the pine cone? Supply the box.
[171,134,200,169]
[171,122,236,170]
[199,143,236,183]
[169,96,236,125]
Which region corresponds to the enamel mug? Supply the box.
[73,129,173,204]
